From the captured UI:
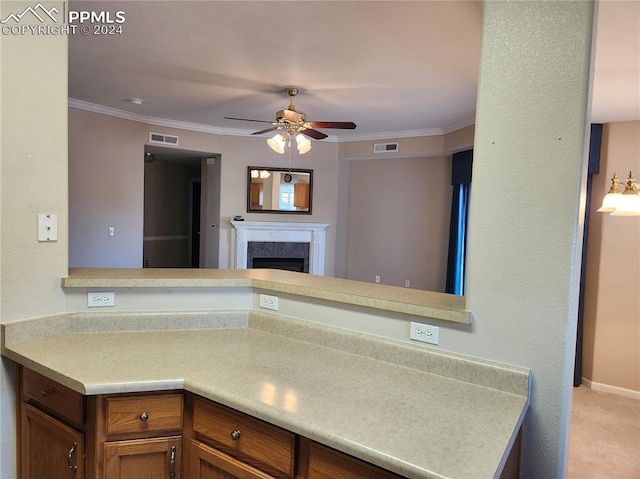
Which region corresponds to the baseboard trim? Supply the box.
[581,377,640,400]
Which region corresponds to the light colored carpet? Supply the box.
[567,385,640,479]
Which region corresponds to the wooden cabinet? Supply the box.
[22,368,84,428]
[19,367,183,479]
[21,368,471,479]
[21,403,84,479]
[191,398,295,479]
[189,396,405,479]
[104,394,183,437]
[305,441,404,479]
[190,440,277,479]
[21,369,85,479]
[93,392,184,479]
[104,436,181,479]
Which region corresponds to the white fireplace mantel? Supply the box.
[230,221,329,275]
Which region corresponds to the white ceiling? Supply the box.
[68,1,640,141]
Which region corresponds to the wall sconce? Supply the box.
[597,171,640,216]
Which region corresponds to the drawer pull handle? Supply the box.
[169,445,176,479]
[139,412,149,421]
[41,388,53,397]
[67,442,77,470]
[230,429,241,441]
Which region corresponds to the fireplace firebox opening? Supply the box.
[247,241,309,273]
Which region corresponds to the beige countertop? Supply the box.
[2,311,528,479]
[62,268,471,324]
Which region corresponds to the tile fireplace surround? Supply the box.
[230,221,329,275]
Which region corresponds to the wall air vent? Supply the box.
[373,142,399,153]
[149,132,179,146]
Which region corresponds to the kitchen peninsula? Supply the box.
[2,269,528,479]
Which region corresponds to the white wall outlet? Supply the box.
[404,279,411,288]
[37,213,58,242]
[259,293,279,311]
[108,226,115,237]
[410,321,440,345]
[88,292,115,308]
[375,275,381,283]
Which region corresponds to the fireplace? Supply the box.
[230,221,329,275]
[247,241,309,273]
[252,257,306,272]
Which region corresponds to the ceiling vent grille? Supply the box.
[149,132,179,146]
[373,142,399,153]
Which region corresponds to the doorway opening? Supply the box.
[143,145,219,268]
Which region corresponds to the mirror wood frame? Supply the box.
[247,166,313,214]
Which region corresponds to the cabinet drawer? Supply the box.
[193,398,295,477]
[308,442,405,479]
[106,393,183,436]
[22,368,84,427]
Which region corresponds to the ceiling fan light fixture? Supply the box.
[295,134,312,154]
[267,133,286,154]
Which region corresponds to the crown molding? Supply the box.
[441,115,476,134]
[68,98,474,143]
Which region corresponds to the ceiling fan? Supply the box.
[225,87,356,153]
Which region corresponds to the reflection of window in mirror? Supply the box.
[279,184,295,210]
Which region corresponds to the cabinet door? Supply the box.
[22,403,84,479]
[307,442,404,479]
[104,436,181,479]
[190,440,277,479]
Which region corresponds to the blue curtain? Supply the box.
[445,150,473,295]
[574,123,603,386]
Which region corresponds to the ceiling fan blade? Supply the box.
[251,127,280,136]
[309,121,357,130]
[301,128,328,140]
[224,117,274,124]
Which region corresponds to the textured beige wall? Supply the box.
[345,156,451,290]
[69,109,471,281]
[0,5,68,475]
[69,108,226,268]
[463,2,594,477]
[68,112,341,273]
[0,3,599,479]
[339,134,446,159]
[583,121,640,393]
[69,109,147,267]
[216,134,340,274]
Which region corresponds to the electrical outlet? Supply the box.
[259,293,279,311]
[404,279,411,288]
[409,322,440,345]
[375,275,381,283]
[88,292,115,308]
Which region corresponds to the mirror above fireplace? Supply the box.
[247,167,313,214]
